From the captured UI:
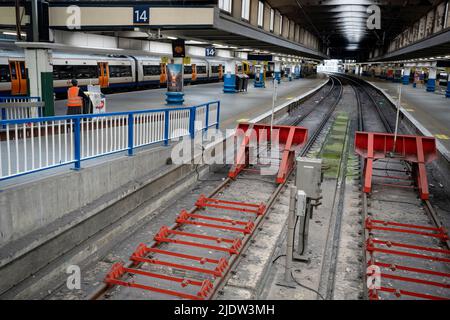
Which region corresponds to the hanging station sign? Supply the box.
[172,39,186,58]
[205,47,216,57]
[133,6,150,25]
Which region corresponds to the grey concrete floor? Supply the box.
[55,76,328,130]
[1,76,327,189]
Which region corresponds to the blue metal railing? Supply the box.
[0,101,220,181]
[0,96,44,123]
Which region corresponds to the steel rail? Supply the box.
[88,76,345,301]
[345,73,450,301]
[294,75,344,156]
[212,75,344,299]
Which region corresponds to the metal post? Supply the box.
[270,81,278,134]
[392,84,402,153]
[444,1,449,30]
[295,201,311,259]
[164,110,170,145]
[189,106,196,139]
[215,101,220,130]
[15,0,23,40]
[204,103,210,132]
[128,113,134,156]
[73,118,81,170]
[285,186,297,282]
[31,0,39,42]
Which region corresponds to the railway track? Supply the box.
[343,74,450,300]
[88,76,344,300]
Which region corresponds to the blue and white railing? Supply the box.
[0,101,220,180]
[0,96,44,122]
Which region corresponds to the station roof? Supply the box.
[1,0,445,62]
[266,0,437,60]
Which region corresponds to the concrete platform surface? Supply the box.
[55,76,328,129]
[362,77,450,152]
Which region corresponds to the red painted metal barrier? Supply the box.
[228,123,308,184]
[354,132,437,200]
[105,262,214,300]
[104,194,264,300]
[365,217,450,300]
[101,123,305,300]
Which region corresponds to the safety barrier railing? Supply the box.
[0,96,44,124]
[0,101,220,181]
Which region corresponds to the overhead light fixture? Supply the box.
[186,40,207,45]
[167,36,178,40]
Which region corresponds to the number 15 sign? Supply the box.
[133,6,150,25]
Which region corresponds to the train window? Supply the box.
[53,65,74,80]
[109,65,132,78]
[9,62,17,79]
[143,65,161,76]
[184,66,193,74]
[19,62,26,79]
[0,65,11,82]
[211,66,220,73]
[73,65,98,79]
[196,66,207,74]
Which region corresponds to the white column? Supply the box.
[24,48,53,98]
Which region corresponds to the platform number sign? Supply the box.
[133,6,150,25]
[205,47,216,57]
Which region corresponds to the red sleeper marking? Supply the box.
[365,219,448,239]
[182,210,251,226]
[371,238,450,255]
[133,244,220,265]
[154,226,242,255]
[155,226,234,243]
[376,286,449,300]
[380,273,450,289]
[176,211,255,234]
[366,240,450,263]
[104,262,213,300]
[130,255,227,277]
[372,260,450,278]
[131,242,229,277]
[369,218,445,232]
[195,195,266,216]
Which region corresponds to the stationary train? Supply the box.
[0,49,319,97]
[0,50,226,96]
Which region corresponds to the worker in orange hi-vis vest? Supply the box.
[67,79,88,115]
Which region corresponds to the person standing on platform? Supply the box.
[66,79,88,115]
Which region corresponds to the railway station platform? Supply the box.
[1,0,450,307]
[54,76,327,129]
[361,77,450,158]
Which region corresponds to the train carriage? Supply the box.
[0,50,229,97]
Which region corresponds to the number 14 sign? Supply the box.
[133,6,150,25]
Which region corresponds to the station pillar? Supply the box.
[288,64,293,81]
[402,67,411,85]
[24,48,54,116]
[166,58,185,105]
[223,60,237,93]
[274,62,281,84]
[426,67,436,92]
